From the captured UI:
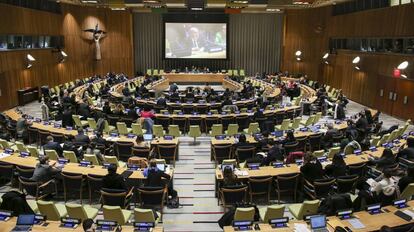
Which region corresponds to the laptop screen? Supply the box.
[156,164,166,172]
[221,164,234,172]
[143,134,153,141]
[17,214,35,225]
[310,215,326,229]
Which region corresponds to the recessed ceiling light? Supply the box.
[295,50,302,56]
[322,53,329,59]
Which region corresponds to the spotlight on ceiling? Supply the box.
[397,61,409,70]
[26,54,35,69]
[352,56,360,64]
[322,53,329,59]
[355,66,360,70]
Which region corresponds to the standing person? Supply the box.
[16,114,30,143]
[41,99,49,121]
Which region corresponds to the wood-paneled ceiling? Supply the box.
[52,0,352,12]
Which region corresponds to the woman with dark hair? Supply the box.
[281,130,296,145]
[222,166,239,187]
[300,152,324,182]
[235,134,253,149]
[397,137,414,160]
[324,153,347,177]
[368,148,396,170]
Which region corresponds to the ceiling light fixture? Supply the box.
[322,53,329,59]
[397,61,409,70]
[352,56,360,64]
[26,54,35,69]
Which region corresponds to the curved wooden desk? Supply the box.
[0,218,164,232]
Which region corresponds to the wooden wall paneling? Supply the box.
[283,4,414,119]
[393,79,414,120]
[0,3,133,111]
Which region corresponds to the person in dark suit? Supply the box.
[43,136,63,157]
[156,94,167,108]
[169,83,178,93]
[61,107,74,127]
[143,159,177,198]
[398,166,414,193]
[31,156,60,183]
[300,153,324,183]
[322,124,339,149]
[368,148,396,170]
[397,137,414,160]
[102,101,112,115]
[74,128,90,145]
[78,102,91,120]
[102,164,127,190]
[235,134,254,149]
[324,153,347,177]
[143,159,171,187]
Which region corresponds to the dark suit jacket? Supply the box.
[102,173,127,190]
[43,141,63,157]
[62,110,73,127]
[145,169,171,187]
[156,98,167,108]
[74,134,90,145]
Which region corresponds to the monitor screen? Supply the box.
[221,164,234,172]
[157,164,166,172]
[310,215,326,229]
[143,134,153,141]
[165,23,227,59]
[17,214,35,225]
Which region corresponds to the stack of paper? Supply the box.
[294,223,310,232]
[0,153,11,159]
[347,218,366,229]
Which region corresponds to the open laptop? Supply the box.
[310,215,328,232]
[156,163,166,172]
[143,134,153,141]
[11,214,35,232]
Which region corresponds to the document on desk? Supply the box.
[294,223,310,232]
[234,170,249,176]
[366,178,377,188]
[402,209,414,219]
[0,153,11,159]
[347,218,366,229]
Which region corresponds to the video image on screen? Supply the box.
[165,23,227,59]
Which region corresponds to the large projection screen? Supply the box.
[164,23,227,59]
